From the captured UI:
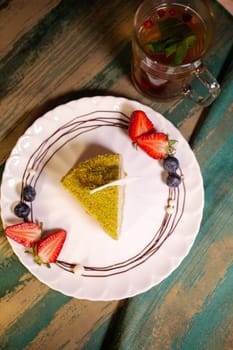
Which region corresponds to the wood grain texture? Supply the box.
[0,0,233,349]
[217,0,233,14]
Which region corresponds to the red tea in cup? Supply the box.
[131,0,220,105]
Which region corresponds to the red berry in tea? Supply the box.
[143,19,153,29]
[157,9,166,18]
[168,8,176,16]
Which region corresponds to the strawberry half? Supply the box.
[136,132,176,159]
[34,229,67,265]
[128,110,155,141]
[5,222,42,247]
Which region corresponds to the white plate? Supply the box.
[0,96,204,300]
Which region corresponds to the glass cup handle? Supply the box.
[183,65,221,106]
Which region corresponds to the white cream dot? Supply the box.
[72,264,84,275]
[27,168,36,176]
[166,206,174,214]
[168,199,175,207]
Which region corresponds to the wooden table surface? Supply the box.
[0,1,232,349]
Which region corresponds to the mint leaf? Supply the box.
[165,43,177,57]
[147,41,166,53]
[159,17,194,38]
[147,36,178,54]
[173,35,196,64]
[185,35,196,48]
[173,42,187,65]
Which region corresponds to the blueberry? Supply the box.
[14,202,30,218]
[166,173,181,187]
[23,185,36,202]
[163,156,179,173]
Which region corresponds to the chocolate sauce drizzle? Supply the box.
[20,110,186,278]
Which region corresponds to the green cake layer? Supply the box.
[61,154,124,240]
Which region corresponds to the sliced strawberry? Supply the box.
[5,222,42,247]
[34,229,67,265]
[136,132,175,159]
[128,110,155,141]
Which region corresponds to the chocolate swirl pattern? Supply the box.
[19,110,186,278]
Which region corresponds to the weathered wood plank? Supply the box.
[0,1,232,349]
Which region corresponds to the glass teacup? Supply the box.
[131,0,220,105]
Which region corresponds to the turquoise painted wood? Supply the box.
[0,1,233,349]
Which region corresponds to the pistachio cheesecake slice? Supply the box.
[61,154,124,239]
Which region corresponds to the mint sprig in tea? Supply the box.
[138,5,206,65]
